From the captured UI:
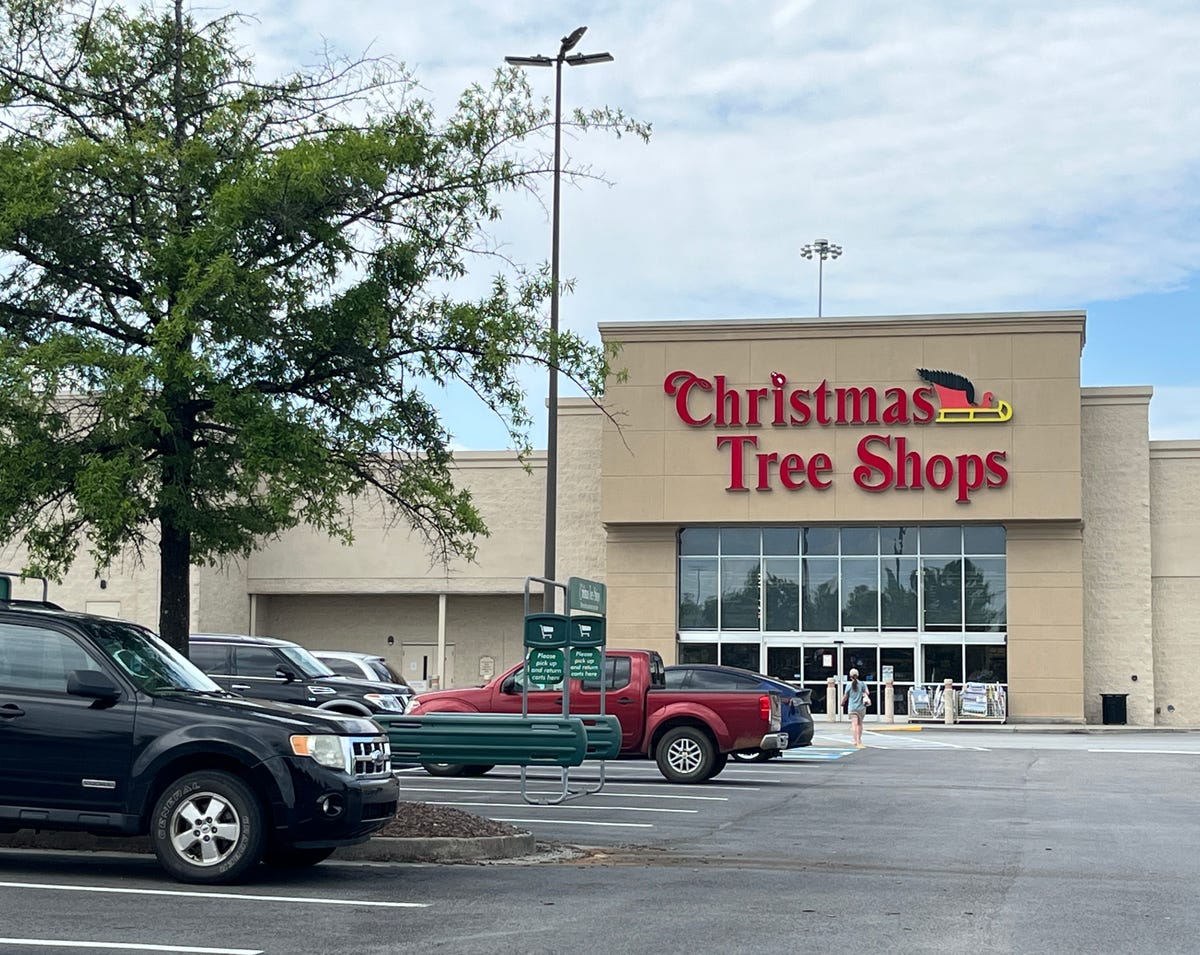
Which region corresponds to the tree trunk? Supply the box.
[159,516,191,655]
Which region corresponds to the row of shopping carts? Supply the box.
[908,682,1007,722]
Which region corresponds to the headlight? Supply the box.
[290,734,349,772]
[406,697,421,713]
[363,693,405,712]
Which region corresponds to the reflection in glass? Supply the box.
[923,644,963,683]
[922,557,963,631]
[720,643,761,672]
[679,527,718,556]
[802,558,838,630]
[678,642,718,664]
[966,644,1007,682]
[841,558,879,630]
[721,527,761,555]
[920,526,962,555]
[679,558,718,629]
[965,558,1006,631]
[763,527,800,555]
[764,558,800,631]
[720,558,760,629]
[880,526,917,555]
[841,527,878,555]
[881,557,918,630]
[964,525,1006,555]
[802,527,838,555]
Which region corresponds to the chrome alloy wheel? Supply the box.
[168,791,243,868]
[665,735,705,775]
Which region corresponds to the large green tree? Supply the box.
[0,0,647,650]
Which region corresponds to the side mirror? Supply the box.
[67,669,122,703]
[501,677,518,695]
[276,666,298,683]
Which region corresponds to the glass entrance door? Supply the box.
[766,642,916,718]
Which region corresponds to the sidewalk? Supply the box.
[815,717,1200,734]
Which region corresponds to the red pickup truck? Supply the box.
[405,649,788,783]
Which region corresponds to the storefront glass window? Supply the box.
[965,557,1006,631]
[841,558,879,630]
[720,558,760,629]
[881,557,919,630]
[923,644,963,683]
[679,527,718,556]
[966,644,1007,683]
[881,647,915,682]
[841,527,878,555]
[964,525,1005,555]
[763,527,800,556]
[764,558,800,632]
[802,558,839,630]
[766,646,803,682]
[679,557,718,629]
[720,527,761,555]
[880,525,917,555]
[920,526,962,555]
[720,643,761,671]
[922,557,963,631]
[678,642,717,664]
[802,527,838,555]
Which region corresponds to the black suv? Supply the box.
[0,592,398,883]
[189,633,408,717]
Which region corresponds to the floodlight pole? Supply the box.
[800,238,843,318]
[506,29,613,612]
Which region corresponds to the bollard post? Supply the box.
[943,677,955,725]
[826,677,838,723]
[885,679,895,724]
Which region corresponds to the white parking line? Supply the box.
[408,785,730,802]
[0,882,427,908]
[491,818,652,828]
[428,800,696,815]
[0,940,261,954]
[1087,748,1200,755]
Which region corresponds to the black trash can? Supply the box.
[1100,693,1128,725]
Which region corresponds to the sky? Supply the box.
[233,0,1200,448]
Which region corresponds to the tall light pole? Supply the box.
[800,238,843,318]
[506,28,613,611]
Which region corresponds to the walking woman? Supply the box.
[842,668,871,748]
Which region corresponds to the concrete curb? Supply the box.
[0,829,537,864]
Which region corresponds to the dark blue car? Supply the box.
[664,664,815,761]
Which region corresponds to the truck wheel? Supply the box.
[422,763,466,777]
[262,845,337,868]
[705,752,729,780]
[151,770,265,884]
[655,727,715,783]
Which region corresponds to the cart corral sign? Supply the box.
[663,368,1013,504]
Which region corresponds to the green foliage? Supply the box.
[0,0,649,645]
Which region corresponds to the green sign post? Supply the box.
[527,648,565,685]
[567,577,606,615]
[569,647,603,680]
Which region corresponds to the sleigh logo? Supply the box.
[916,369,1013,423]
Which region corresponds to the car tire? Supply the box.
[655,726,715,784]
[151,770,265,884]
[262,845,337,868]
[730,749,773,763]
[705,752,729,780]
[461,765,495,777]
[422,762,467,777]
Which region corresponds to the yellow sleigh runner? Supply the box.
[935,399,1013,423]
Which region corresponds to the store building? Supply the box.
[14,310,1199,725]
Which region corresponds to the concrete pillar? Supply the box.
[826,677,838,722]
[944,677,955,725]
[885,679,895,723]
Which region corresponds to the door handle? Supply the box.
[0,703,24,719]
[231,684,251,691]
[616,697,633,705]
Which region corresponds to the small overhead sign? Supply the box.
[568,577,606,615]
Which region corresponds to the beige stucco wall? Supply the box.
[1080,388,1155,725]
[1149,441,1200,725]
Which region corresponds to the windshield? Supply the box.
[277,644,335,678]
[369,658,409,687]
[81,620,223,693]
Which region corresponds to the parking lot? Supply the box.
[2,729,1198,954]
